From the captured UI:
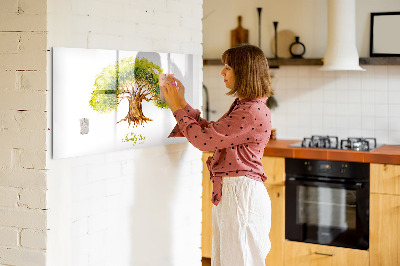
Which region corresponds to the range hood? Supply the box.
[320,0,365,71]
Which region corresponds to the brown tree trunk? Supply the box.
[117,92,152,127]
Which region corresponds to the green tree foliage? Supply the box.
[89,56,168,129]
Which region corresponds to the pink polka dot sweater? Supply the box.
[168,97,271,206]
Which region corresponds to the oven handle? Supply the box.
[286,177,364,189]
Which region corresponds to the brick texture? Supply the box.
[0,0,47,264]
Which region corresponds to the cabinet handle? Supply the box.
[314,252,335,257]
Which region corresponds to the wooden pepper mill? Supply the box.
[231,16,249,48]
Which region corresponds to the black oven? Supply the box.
[285,158,369,250]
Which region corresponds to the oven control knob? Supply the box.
[340,164,347,174]
[304,162,312,171]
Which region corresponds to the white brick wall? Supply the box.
[46,1,203,266]
[0,0,48,265]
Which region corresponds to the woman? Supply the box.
[162,44,273,266]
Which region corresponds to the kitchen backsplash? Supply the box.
[203,65,400,144]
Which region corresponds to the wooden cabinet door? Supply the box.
[370,193,400,266]
[202,152,213,258]
[370,163,400,195]
[262,156,285,186]
[284,241,369,266]
[264,184,285,266]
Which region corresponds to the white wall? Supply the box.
[203,0,400,145]
[0,0,48,265]
[203,0,400,58]
[46,0,203,266]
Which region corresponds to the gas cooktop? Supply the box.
[289,135,383,151]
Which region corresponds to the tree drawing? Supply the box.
[89,56,168,143]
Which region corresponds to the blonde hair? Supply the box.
[221,44,273,99]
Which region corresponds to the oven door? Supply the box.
[285,177,369,250]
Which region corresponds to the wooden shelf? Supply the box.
[359,57,400,65]
[203,57,400,67]
[203,58,323,67]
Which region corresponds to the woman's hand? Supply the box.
[173,77,187,108]
[161,77,184,113]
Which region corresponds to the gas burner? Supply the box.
[290,136,380,151]
[301,135,339,149]
[340,137,377,151]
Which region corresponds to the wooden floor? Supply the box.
[202,257,211,266]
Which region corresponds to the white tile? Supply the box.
[336,128,349,140]
[285,66,298,77]
[310,67,324,77]
[273,67,286,77]
[311,114,323,129]
[362,116,375,130]
[336,90,349,104]
[298,77,311,89]
[348,90,362,103]
[311,88,323,102]
[389,104,400,117]
[348,103,362,116]
[374,130,389,144]
[336,103,349,116]
[323,115,336,129]
[348,70,362,81]
[348,116,362,129]
[297,102,312,114]
[322,127,337,135]
[336,115,348,128]
[298,67,311,78]
[310,77,324,90]
[348,75,362,91]
[388,131,400,144]
[388,65,400,76]
[388,76,400,91]
[322,70,335,78]
[349,128,362,137]
[388,91,400,104]
[388,117,400,131]
[323,103,336,115]
[335,73,349,90]
[375,104,389,117]
[273,76,287,90]
[374,90,388,104]
[362,65,375,74]
[374,78,388,91]
[361,75,374,91]
[361,90,374,104]
[311,102,324,113]
[361,129,375,138]
[286,77,299,89]
[374,117,389,131]
[311,127,324,136]
[374,65,388,78]
[323,87,336,103]
[361,104,375,116]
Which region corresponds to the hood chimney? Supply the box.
[320,0,365,71]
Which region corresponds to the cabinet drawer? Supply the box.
[284,241,369,266]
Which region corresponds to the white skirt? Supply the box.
[212,176,271,266]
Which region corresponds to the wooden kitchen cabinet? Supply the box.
[201,154,286,266]
[370,163,400,195]
[262,156,285,266]
[264,184,285,266]
[370,163,400,266]
[202,152,213,258]
[284,241,369,266]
